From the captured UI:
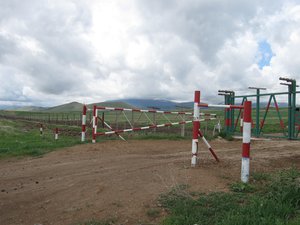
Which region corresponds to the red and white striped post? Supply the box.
[92,105,97,143]
[40,123,43,136]
[81,105,87,142]
[55,128,59,140]
[241,101,252,183]
[240,110,243,133]
[191,91,200,167]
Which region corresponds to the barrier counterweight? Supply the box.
[241,101,252,183]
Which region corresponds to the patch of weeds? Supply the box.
[160,168,300,225]
[217,131,234,141]
[146,208,161,218]
[230,182,256,193]
[251,171,271,182]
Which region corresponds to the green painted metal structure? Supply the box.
[221,77,299,139]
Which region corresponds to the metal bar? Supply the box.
[255,89,260,137]
[259,95,272,134]
[96,120,193,136]
[95,106,193,115]
[234,97,246,132]
[198,103,244,109]
[235,91,291,98]
[272,95,286,134]
[122,111,133,128]
[198,130,220,162]
[98,116,127,141]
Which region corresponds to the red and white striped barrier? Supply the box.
[198,103,244,109]
[191,91,200,167]
[241,101,252,183]
[89,103,217,143]
[94,105,216,117]
[81,105,87,142]
[96,120,192,136]
[95,106,193,115]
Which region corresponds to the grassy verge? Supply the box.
[0,118,82,158]
[159,168,300,225]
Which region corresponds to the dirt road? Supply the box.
[1,139,299,225]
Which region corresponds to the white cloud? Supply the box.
[0,0,299,107]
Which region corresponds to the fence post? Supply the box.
[40,123,43,136]
[92,105,97,143]
[81,105,87,142]
[55,128,59,140]
[241,101,252,183]
[191,91,200,167]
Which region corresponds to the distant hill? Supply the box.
[89,101,136,109]
[3,98,294,113]
[45,102,84,112]
[114,99,193,111]
[14,106,48,112]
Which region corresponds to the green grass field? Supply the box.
[0,118,82,158]
[0,105,298,159]
[157,168,300,225]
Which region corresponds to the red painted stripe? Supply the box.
[198,103,209,107]
[193,121,200,139]
[230,105,244,109]
[243,101,252,123]
[280,120,285,129]
[225,118,230,126]
[133,127,142,131]
[192,153,198,156]
[209,147,220,162]
[83,105,87,115]
[115,130,124,134]
[198,130,203,137]
[242,143,250,158]
[194,91,200,103]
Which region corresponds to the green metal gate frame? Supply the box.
[221,77,299,140]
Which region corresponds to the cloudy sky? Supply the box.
[0,0,300,107]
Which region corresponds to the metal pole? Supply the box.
[279,77,298,139]
[256,89,260,137]
[248,87,266,137]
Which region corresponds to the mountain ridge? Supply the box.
[2,99,294,112]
